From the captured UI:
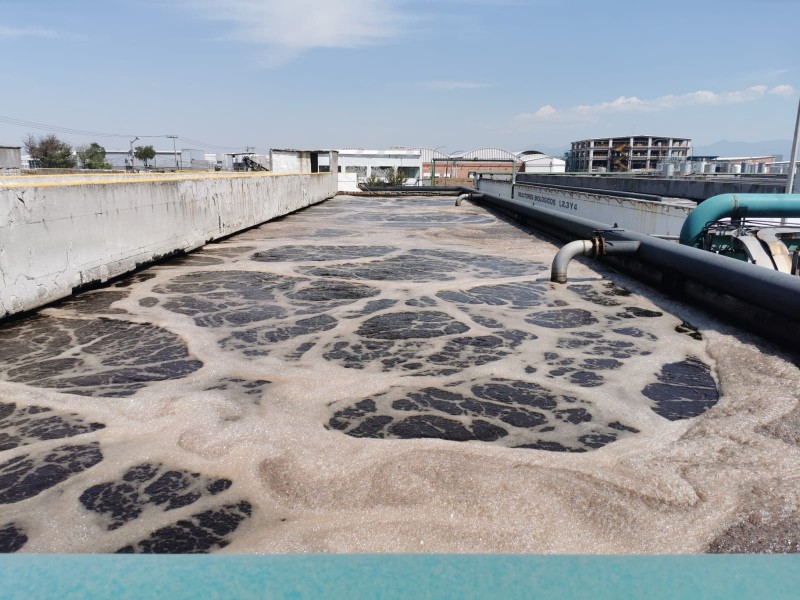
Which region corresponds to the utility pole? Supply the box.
[786,97,800,194]
[167,135,178,171]
[129,136,139,171]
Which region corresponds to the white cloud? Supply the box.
[0,26,86,42]
[416,81,490,91]
[531,104,556,117]
[769,84,795,97]
[0,26,58,39]
[516,84,795,124]
[180,0,412,67]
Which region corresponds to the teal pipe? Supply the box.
[679,193,800,246]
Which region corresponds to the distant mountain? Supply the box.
[693,139,792,160]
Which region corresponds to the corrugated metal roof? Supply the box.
[454,148,517,161]
[414,148,448,162]
[391,148,563,162]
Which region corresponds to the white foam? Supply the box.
[1,195,798,554]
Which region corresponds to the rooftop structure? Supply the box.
[0,145,21,174]
[570,135,692,172]
[337,148,422,190]
[517,150,566,174]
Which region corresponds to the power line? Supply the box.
[0,114,249,151]
[0,114,159,139]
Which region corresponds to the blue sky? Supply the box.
[1,0,798,155]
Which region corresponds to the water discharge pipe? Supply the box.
[455,191,483,206]
[551,238,641,283]
[551,240,592,283]
[679,193,800,246]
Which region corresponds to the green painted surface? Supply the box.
[1,555,799,599]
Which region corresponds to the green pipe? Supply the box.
[679,193,800,246]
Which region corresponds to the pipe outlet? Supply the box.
[455,192,483,206]
[551,240,594,283]
[551,238,641,283]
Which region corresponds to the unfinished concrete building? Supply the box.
[570,135,691,172]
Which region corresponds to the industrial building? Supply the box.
[570,135,692,172]
[336,148,423,191]
[417,148,564,182]
[517,150,567,173]
[713,155,776,174]
[769,159,800,176]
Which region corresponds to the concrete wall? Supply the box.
[0,172,231,187]
[270,150,312,174]
[338,172,359,192]
[477,179,693,237]
[0,172,337,319]
[518,173,786,201]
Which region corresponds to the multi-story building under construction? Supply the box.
[570,135,692,172]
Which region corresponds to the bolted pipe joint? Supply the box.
[551,238,641,283]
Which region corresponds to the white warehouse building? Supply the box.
[336,148,422,191]
[517,150,566,173]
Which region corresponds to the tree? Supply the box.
[134,145,156,168]
[23,134,76,168]
[77,142,111,169]
[385,167,408,187]
[365,167,407,188]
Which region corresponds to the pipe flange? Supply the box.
[590,236,606,259]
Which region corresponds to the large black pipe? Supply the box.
[358,185,464,193]
[466,188,800,324]
[511,180,667,203]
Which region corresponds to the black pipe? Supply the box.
[358,185,464,193]
[468,188,800,324]
[510,180,668,203]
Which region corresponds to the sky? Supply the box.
[1,0,799,156]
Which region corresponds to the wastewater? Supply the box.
[1,194,799,553]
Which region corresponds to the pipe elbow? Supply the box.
[679,193,800,246]
[455,192,483,206]
[551,239,594,283]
